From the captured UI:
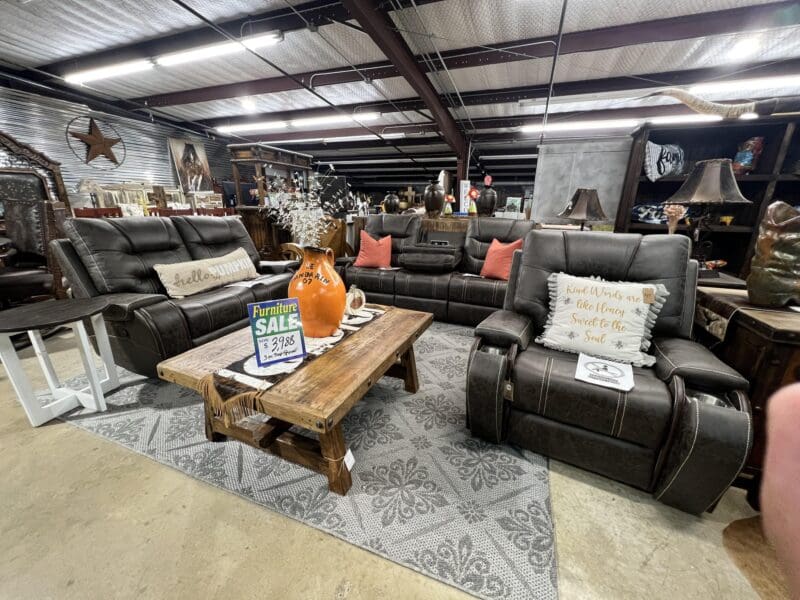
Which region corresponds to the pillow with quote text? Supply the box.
[153,247,258,298]
[535,273,669,366]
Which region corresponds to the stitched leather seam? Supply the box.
[495,359,504,441]
[612,391,621,436]
[541,358,553,416]
[624,236,641,279]
[655,399,700,500]
[537,357,550,413]
[617,391,628,438]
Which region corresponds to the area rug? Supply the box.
[55,322,558,599]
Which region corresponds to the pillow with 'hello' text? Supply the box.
[535,272,669,367]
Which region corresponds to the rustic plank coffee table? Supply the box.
[157,305,432,495]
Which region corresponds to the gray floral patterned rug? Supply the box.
[55,322,557,599]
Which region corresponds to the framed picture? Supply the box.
[168,138,213,193]
[505,196,522,213]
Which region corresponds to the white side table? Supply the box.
[0,298,119,426]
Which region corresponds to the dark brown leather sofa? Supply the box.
[341,214,535,326]
[51,216,291,377]
[466,230,753,514]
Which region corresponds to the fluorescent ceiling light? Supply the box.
[520,118,640,133]
[156,32,282,66]
[481,154,538,160]
[240,97,257,112]
[64,59,153,84]
[729,36,761,61]
[739,112,759,120]
[263,133,405,144]
[689,74,800,95]
[647,114,723,125]
[290,113,380,128]
[216,120,287,133]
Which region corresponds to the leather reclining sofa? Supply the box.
[51,216,291,377]
[340,214,535,326]
[466,230,753,514]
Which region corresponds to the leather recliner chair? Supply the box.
[466,230,753,514]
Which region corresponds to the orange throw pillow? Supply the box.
[480,238,524,280]
[354,230,392,268]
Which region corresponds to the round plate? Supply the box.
[242,356,303,377]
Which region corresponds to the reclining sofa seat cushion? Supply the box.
[345,214,422,301]
[170,215,260,265]
[448,219,535,324]
[64,217,191,295]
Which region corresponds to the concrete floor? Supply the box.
[0,329,772,599]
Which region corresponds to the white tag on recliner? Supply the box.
[575,353,634,392]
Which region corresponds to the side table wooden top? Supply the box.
[0,298,108,333]
[697,287,800,342]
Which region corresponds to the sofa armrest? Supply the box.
[102,293,169,322]
[258,260,299,274]
[652,337,748,391]
[335,256,356,267]
[474,310,532,350]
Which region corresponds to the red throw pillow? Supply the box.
[480,238,524,280]
[354,230,392,268]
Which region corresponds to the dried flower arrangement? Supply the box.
[263,170,349,247]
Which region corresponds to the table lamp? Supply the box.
[558,188,607,230]
[662,158,751,277]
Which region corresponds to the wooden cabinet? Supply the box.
[616,118,800,278]
[694,287,800,503]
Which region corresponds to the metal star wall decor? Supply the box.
[69,117,121,165]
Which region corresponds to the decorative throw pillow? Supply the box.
[480,238,523,280]
[535,273,669,366]
[644,141,685,182]
[154,247,258,298]
[354,230,392,268]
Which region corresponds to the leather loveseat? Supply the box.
[466,230,753,514]
[51,216,291,377]
[341,214,535,326]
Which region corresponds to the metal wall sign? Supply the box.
[0,87,230,199]
[66,116,125,168]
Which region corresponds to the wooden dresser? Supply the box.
[694,287,800,504]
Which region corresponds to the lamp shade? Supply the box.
[663,158,750,205]
[558,188,607,222]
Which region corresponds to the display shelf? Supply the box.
[616,117,798,277]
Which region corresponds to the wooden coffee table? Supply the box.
[157,305,432,495]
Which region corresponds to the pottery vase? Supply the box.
[477,186,497,216]
[423,181,445,218]
[383,193,400,214]
[288,246,346,338]
[747,201,800,307]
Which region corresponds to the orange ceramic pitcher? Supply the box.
[288,246,346,338]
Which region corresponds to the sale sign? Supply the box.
[248,298,307,367]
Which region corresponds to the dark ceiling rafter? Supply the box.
[339,0,468,173]
[195,55,800,130]
[37,0,446,77]
[130,1,799,109]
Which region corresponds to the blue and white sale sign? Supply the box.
[248,298,307,367]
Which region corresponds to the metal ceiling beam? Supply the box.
[37,0,447,77]
[338,0,468,163]
[195,55,800,129]
[132,1,799,108]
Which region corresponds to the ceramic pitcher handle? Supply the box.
[325,247,335,265]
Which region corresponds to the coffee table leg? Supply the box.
[320,424,352,495]
[203,397,225,442]
[401,347,419,393]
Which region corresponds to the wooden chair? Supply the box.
[149,207,194,217]
[196,207,235,216]
[73,206,123,218]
